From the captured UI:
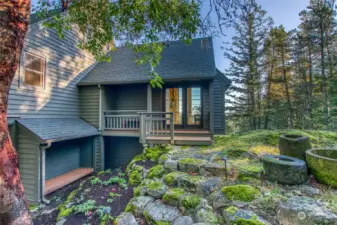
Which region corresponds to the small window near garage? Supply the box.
[24,52,46,88]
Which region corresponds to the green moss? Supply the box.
[307,150,337,188]
[162,188,185,205]
[212,130,337,153]
[124,202,135,213]
[145,145,170,162]
[235,160,264,181]
[134,186,141,197]
[144,210,170,225]
[164,171,187,186]
[129,169,143,185]
[158,154,170,164]
[29,204,39,211]
[147,180,165,191]
[57,208,73,220]
[180,195,201,210]
[180,145,191,150]
[225,206,238,215]
[148,165,166,179]
[222,185,261,202]
[179,158,207,165]
[126,153,145,174]
[231,218,265,225]
[56,187,80,221]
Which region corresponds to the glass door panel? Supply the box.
[187,87,201,125]
[165,88,183,125]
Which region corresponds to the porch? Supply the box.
[98,81,214,145]
[102,111,212,145]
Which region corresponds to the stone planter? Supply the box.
[279,134,312,160]
[262,154,308,185]
[306,149,337,188]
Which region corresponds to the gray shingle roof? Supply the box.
[17,118,99,142]
[78,37,216,85]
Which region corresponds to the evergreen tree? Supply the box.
[225,0,273,131]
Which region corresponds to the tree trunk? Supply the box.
[307,43,314,126]
[0,1,31,224]
[281,45,293,129]
[320,21,329,126]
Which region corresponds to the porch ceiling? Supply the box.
[17,118,100,143]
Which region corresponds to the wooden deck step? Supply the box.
[45,167,94,195]
[146,136,212,146]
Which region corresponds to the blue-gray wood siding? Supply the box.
[8,22,95,119]
[46,144,80,180]
[112,84,147,111]
[79,85,100,127]
[213,76,225,134]
[104,137,143,169]
[17,125,41,202]
[45,137,94,180]
[152,87,163,112]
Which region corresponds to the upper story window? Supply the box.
[24,52,46,88]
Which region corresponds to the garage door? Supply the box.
[105,137,143,169]
[46,141,80,180]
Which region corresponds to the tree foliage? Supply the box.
[226,0,337,132]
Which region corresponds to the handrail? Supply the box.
[139,112,174,144]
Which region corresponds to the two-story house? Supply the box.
[8,17,230,203]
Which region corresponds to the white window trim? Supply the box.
[19,51,47,90]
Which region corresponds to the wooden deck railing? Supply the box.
[104,110,146,130]
[103,111,174,143]
[139,112,174,144]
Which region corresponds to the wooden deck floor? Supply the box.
[45,168,94,195]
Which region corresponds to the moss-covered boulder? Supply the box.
[178,158,208,173]
[126,153,146,174]
[194,207,219,224]
[158,154,171,164]
[148,165,166,179]
[203,162,228,177]
[125,196,154,216]
[221,185,261,202]
[128,165,145,185]
[144,179,168,199]
[145,145,171,162]
[113,212,138,225]
[179,195,202,213]
[306,149,337,188]
[177,175,205,192]
[277,196,337,225]
[163,188,186,206]
[236,160,264,181]
[164,171,188,186]
[144,200,180,225]
[164,159,178,172]
[196,177,223,197]
[223,206,269,225]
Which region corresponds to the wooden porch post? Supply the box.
[147,84,152,112]
[209,81,214,134]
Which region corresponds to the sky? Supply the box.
[213,0,310,71]
[31,0,310,70]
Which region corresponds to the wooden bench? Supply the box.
[45,167,94,195]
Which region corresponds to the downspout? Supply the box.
[40,141,51,204]
[98,84,102,131]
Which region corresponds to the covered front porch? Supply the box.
[99,81,214,145]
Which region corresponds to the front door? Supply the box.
[165,87,202,128]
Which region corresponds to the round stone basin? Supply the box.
[279,134,311,160]
[306,149,337,187]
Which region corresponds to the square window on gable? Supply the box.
[24,52,46,88]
